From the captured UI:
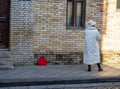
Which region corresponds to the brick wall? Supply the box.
[33,0,84,64]
[10,0,34,65]
[33,0,104,64]
[86,0,104,30]
[101,0,120,64]
[9,0,120,65]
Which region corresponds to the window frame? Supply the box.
[117,0,120,10]
[66,0,86,29]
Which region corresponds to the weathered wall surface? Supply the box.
[101,0,120,64]
[33,0,103,64]
[10,0,34,65]
[9,0,120,65]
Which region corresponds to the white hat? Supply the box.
[88,20,96,27]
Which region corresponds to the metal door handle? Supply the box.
[0,17,6,19]
[0,17,6,21]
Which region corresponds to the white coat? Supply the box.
[83,27,101,65]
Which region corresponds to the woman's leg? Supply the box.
[97,63,103,71]
[88,65,91,72]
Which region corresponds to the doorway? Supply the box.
[0,0,10,49]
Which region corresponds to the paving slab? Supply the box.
[0,64,120,87]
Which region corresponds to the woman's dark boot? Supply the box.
[97,63,103,72]
[88,65,91,72]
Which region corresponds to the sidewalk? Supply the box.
[0,64,120,87]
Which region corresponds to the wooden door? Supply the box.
[0,0,10,48]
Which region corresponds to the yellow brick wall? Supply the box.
[10,0,120,65]
[33,0,104,64]
[101,0,120,64]
[33,0,84,54]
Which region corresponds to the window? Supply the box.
[67,0,86,28]
[117,0,120,9]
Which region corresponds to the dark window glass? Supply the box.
[117,0,120,9]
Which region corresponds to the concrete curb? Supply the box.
[0,77,120,87]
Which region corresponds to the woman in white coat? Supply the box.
[84,20,103,72]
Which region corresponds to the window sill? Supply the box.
[116,9,120,12]
[66,26,85,30]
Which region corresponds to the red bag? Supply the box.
[37,56,47,66]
